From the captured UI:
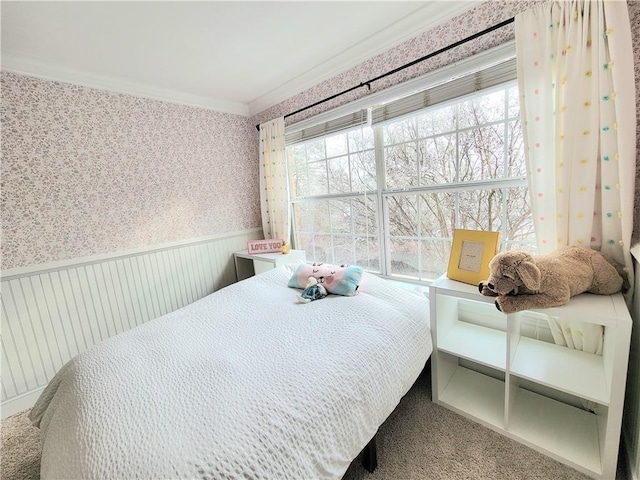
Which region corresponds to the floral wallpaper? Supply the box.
[252,0,640,242]
[1,73,261,269]
[3,0,639,270]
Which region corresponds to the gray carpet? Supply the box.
[0,371,621,479]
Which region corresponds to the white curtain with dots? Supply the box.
[515,1,636,352]
[516,0,635,291]
[259,117,290,241]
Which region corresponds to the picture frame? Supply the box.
[447,229,501,286]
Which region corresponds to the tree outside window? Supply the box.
[287,82,536,283]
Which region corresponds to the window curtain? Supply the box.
[259,117,290,241]
[515,1,636,353]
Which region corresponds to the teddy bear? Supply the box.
[478,246,625,314]
[297,277,328,304]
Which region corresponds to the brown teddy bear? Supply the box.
[478,246,625,314]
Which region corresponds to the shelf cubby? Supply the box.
[437,361,505,430]
[508,386,602,476]
[438,321,506,370]
[510,336,608,405]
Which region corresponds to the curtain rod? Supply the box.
[255,16,515,131]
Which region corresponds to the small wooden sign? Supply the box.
[247,239,284,254]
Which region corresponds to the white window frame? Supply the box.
[286,42,533,284]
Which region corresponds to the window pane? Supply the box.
[327,156,350,194]
[505,186,535,243]
[350,150,376,191]
[420,192,455,239]
[389,238,419,278]
[458,89,506,128]
[329,200,351,234]
[504,242,537,254]
[352,196,378,236]
[417,105,456,137]
[348,127,374,151]
[288,145,308,198]
[507,120,526,177]
[421,239,452,281]
[288,144,306,164]
[291,197,377,270]
[388,195,417,237]
[383,118,417,145]
[418,135,456,185]
[326,133,348,158]
[295,232,315,257]
[312,202,329,235]
[458,126,506,181]
[311,234,332,263]
[308,161,328,195]
[332,235,354,265]
[355,237,380,273]
[507,85,520,118]
[385,143,418,189]
[292,162,309,197]
[306,139,325,162]
[293,203,312,233]
[458,189,503,232]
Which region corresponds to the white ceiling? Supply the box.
[1,1,479,116]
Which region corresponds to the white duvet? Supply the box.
[30,264,432,479]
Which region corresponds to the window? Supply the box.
[287,124,381,272]
[287,56,536,283]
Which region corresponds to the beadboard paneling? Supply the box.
[0,229,262,417]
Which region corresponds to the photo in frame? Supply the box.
[447,229,501,286]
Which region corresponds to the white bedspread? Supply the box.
[30,264,432,479]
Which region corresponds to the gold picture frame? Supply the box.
[447,229,501,286]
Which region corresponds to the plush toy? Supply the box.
[478,246,624,314]
[297,277,328,304]
[288,262,363,297]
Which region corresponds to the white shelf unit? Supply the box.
[430,276,632,479]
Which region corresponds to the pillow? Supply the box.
[288,263,363,297]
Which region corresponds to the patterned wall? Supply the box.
[1,74,261,269]
[2,0,639,271]
[252,0,640,241]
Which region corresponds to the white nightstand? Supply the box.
[233,249,306,281]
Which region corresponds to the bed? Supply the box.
[29,263,432,479]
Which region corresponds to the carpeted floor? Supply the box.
[1,406,41,480]
[0,370,623,480]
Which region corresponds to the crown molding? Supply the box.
[247,0,480,116]
[1,51,251,116]
[1,1,479,118]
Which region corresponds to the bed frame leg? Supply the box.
[361,434,377,473]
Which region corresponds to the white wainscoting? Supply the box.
[0,229,262,418]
